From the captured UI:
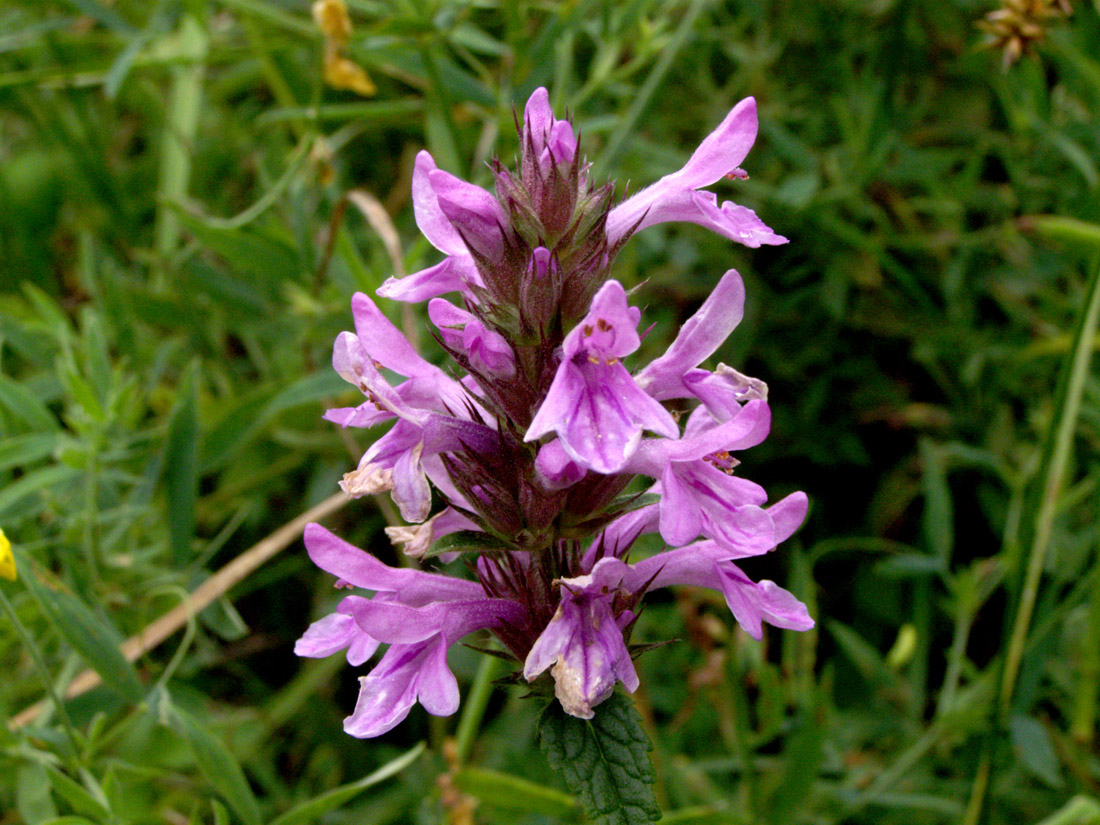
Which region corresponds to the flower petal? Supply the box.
[303,524,483,603]
[636,269,746,401]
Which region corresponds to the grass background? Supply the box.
[2,0,1100,823]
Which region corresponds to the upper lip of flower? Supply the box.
[605,96,788,249]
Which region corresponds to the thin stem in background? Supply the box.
[453,652,501,766]
[0,585,84,757]
[593,0,711,176]
[1001,260,1100,712]
[153,13,207,286]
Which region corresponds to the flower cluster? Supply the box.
[297,88,812,735]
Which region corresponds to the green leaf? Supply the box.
[14,546,144,704]
[1032,796,1100,825]
[453,767,575,815]
[161,699,262,825]
[211,799,232,825]
[268,743,425,825]
[0,465,80,521]
[827,620,900,692]
[1010,714,1064,788]
[872,553,945,579]
[164,361,200,565]
[0,374,60,432]
[1023,216,1100,251]
[537,691,661,825]
[58,364,105,424]
[16,762,58,824]
[426,530,513,558]
[176,213,300,286]
[42,766,112,821]
[0,432,61,474]
[765,704,828,822]
[604,492,661,516]
[199,371,345,472]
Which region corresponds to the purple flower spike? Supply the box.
[296,525,526,738]
[606,97,787,248]
[342,414,496,523]
[325,292,475,429]
[713,563,815,640]
[524,560,640,719]
[525,280,678,474]
[624,400,775,551]
[534,440,586,491]
[307,85,812,737]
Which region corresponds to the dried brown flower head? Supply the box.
[978,0,1074,68]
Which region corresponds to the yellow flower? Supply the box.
[0,528,16,581]
[323,52,377,96]
[313,0,376,96]
[313,0,353,45]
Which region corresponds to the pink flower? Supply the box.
[606,98,787,248]
[525,280,677,474]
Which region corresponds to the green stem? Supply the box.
[1070,568,1100,744]
[154,14,208,285]
[961,749,991,825]
[1000,260,1100,713]
[453,653,501,765]
[0,585,84,758]
[936,601,975,718]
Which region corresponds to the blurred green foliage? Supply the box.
[2,0,1100,823]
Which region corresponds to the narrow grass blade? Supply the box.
[268,743,425,825]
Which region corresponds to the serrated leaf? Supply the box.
[162,701,262,825]
[14,546,144,704]
[453,767,575,815]
[537,691,661,825]
[426,530,513,558]
[268,743,424,825]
